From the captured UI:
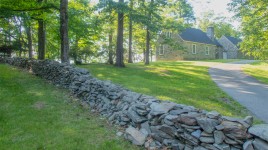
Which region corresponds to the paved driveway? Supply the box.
[209,60,268,123]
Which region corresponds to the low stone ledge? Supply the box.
[4,57,268,150]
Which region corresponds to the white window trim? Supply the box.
[205,46,210,55]
[159,45,164,55]
[165,32,171,38]
[192,44,196,54]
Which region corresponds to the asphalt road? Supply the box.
[209,60,268,123]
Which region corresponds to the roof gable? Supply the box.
[179,28,216,45]
[225,36,242,46]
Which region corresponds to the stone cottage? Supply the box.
[156,27,221,61]
[218,35,245,59]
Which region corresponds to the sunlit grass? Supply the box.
[0,64,139,150]
[80,61,249,118]
[243,61,268,84]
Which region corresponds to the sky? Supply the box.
[187,0,240,28]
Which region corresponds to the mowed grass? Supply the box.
[80,61,249,118]
[0,64,139,150]
[243,61,268,84]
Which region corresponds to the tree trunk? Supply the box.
[128,0,133,63]
[145,27,150,65]
[108,32,113,64]
[37,0,45,60]
[25,24,33,59]
[115,0,125,67]
[60,0,70,64]
[145,0,153,65]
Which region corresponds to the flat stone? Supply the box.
[213,143,230,150]
[214,130,225,144]
[169,109,189,115]
[150,102,177,116]
[215,124,225,130]
[164,114,179,122]
[221,121,249,139]
[252,138,268,150]
[193,146,207,150]
[200,137,215,143]
[201,131,213,137]
[125,126,147,145]
[126,108,147,123]
[243,140,254,150]
[191,130,202,139]
[201,143,218,150]
[206,111,221,119]
[182,133,199,146]
[197,117,219,133]
[248,124,268,142]
[141,121,151,134]
[179,113,200,126]
[159,124,177,137]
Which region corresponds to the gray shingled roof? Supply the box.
[225,36,242,46]
[179,28,217,45]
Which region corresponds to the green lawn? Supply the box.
[0,64,139,150]
[243,61,268,84]
[80,61,249,118]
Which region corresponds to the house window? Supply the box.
[205,46,209,55]
[159,45,164,55]
[192,44,196,54]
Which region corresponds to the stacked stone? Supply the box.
[4,57,268,150]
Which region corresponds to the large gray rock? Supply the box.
[179,113,201,126]
[125,126,147,145]
[126,107,147,123]
[221,121,249,139]
[150,102,177,116]
[252,138,268,150]
[197,117,219,133]
[243,140,254,150]
[248,124,268,142]
[213,143,230,150]
[200,137,215,143]
[214,130,225,144]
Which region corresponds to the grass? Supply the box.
[0,64,139,150]
[80,61,250,118]
[243,61,268,84]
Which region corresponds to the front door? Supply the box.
[223,52,227,59]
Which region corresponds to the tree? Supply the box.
[198,11,240,38]
[128,0,133,63]
[60,0,69,64]
[229,0,268,59]
[115,0,125,67]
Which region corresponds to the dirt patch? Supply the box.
[33,101,46,110]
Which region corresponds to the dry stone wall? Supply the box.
[3,57,268,150]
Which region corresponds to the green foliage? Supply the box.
[80,62,250,118]
[0,64,139,150]
[229,0,268,60]
[198,11,241,38]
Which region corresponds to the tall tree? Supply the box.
[60,0,69,64]
[198,11,240,38]
[229,0,268,59]
[37,0,46,60]
[115,0,125,67]
[128,0,134,63]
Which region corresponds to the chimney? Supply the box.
[207,27,214,41]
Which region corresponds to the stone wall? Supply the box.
[3,57,268,150]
